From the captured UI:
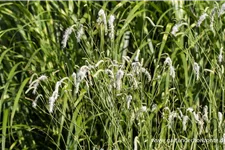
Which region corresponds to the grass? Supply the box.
[1,0,225,150]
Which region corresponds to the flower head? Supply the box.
[97,9,107,35]
[62,26,73,48]
[196,13,208,27]
[108,15,115,40]
[193,62,200,80]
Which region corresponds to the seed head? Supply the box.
[193,62,200,80]
[196,13,208,27]
[62,26,73,48]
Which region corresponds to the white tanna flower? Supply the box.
[76,24,84,42]
[126,95,132,109]
[203,105,209,123]
[132,61,141,75]
[171,23,182,36]
[182,115,189,131]
[72,72,76,85]
[140,67,151,82]
[141,106,147,112]
[168,111,178,129]
[218,112,223,128]
[49,77,68,113]
[193,62,200,80]
[115,69,124,91]
[199,119,204,134]
[218,47,223,63]
[26,75,48,95]
[62,26,73,48]
[105,69,114,79]
[32,94,42,108]
[219,3,225,17]
[134,49,140,62]
[193,112,200,123]
[97,9,107,35]
[164,57,172,66]
[151,104,157,112]
[171,24,179,36]
[164,57,175,79]
[169,66,175,79]
[75,66,90,93]
[108,15,115,40]
[177,108,183,118]
[123,31,130,49]
[186,107,194,113]
[196,13,208,27]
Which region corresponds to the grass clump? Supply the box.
[1,1,225,150]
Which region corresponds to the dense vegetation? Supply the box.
[1,1,225,150]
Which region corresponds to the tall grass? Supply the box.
[1,1,225,150]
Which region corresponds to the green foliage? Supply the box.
[1,1,225,150]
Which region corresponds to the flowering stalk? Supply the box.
[218,47,223,63]
[62,26,74,49]
[219,3,225,17]
[75,66,90,93]
[108,15,115,40]
[115,69,124,91]
[126,95,132,109]
[26,75,48,95]
[76,24,84,42]
[196,13,208,27]
[193,62,200,81]
[49,77,68,113]
[182,115,189,131]
[164,57,175,79]
[97,9,107,35]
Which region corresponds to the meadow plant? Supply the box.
[164,57,175,79]
[49,77,68,113]
[196,13,208,27]
[193,62,200,80]
[108,15,115,40]
[218,47,223,63]
[26,75,48,95]
[62,26,74,48]
[219,3,225,17]
[3,2,225,150]
[97,9,107,35]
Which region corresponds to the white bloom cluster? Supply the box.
[193,62,200,80]
[196,13,208,27]
[182,115,189,131]
[171,23,182,36]
[219,3,225,17]
[218,47,223,63]
[32,94,43,108]
[97,9,107,35]
[164,57,175,79]
[218,112,223,128]
[131,50,151,82]
[76,24,84,42]
[75,66,90,93]
[62,26,73,49]
[115,69,124,91]
[126,95,132,109]
[168,111,179,129]
[26,75,48,95]
[108,15,115,40]
[49,77,68,113]
[203,105,209,123]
